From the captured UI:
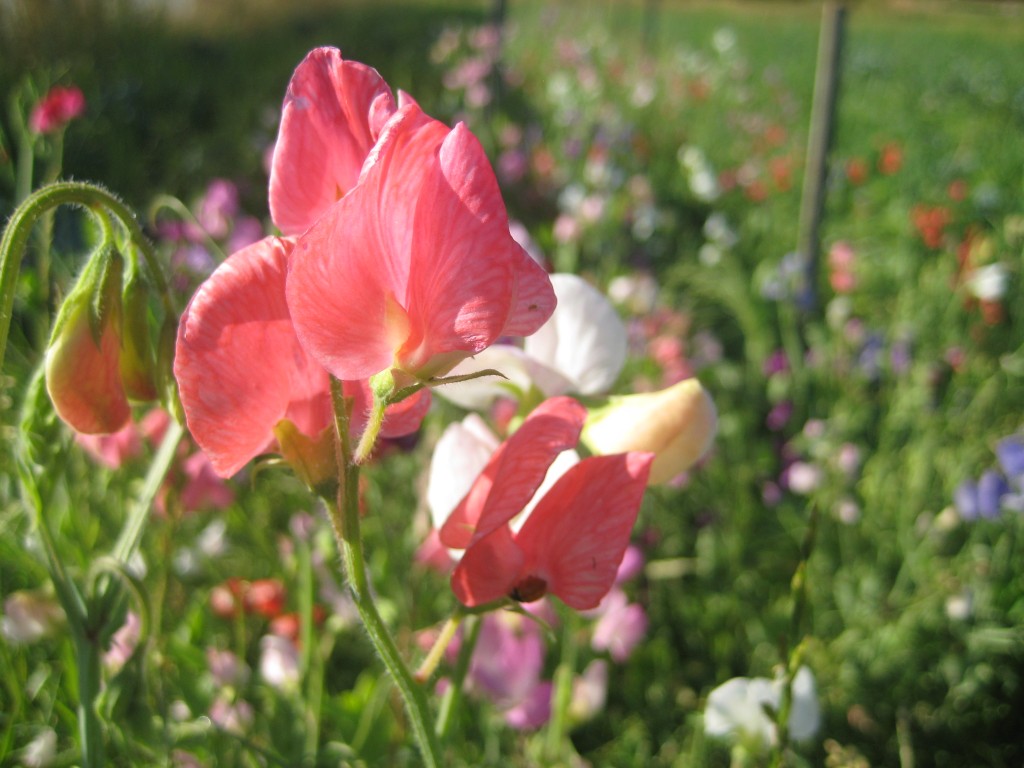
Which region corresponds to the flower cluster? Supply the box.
[173,47,556,484]
[954,434,1024,521]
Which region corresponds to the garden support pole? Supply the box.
[797,2,846,313]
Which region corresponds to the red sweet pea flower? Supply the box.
[269,47,396,236]
[286,102,556,383]
[29,86,86,134]
[441,397,653,610]
[174,236,429,478]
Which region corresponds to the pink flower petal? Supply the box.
[287,102,555,382]
[450,525,523,607]
[174,237,331,477]
[269,48,395,236]
[439,397,586,549]
[514,452,653,610]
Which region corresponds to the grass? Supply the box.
[2,1,1023,766]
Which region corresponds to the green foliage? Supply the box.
[2,1,1023,767]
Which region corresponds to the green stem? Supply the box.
[545,609,580,762]
[0,180,175,374]
[73,633,105,768]
[328,378,442,768]
[111,418,184,564]
[768,503,819,768]
[354,393,387,465]
[416,613,462,683]
[435,614,481,740]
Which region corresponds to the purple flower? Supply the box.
[995,436,1024,487]
[956,471,1009,521]
[955,479,980,521]
[468,613,546,713]
[977,470,1009,518]
[504,682,553,730]
[766,401,792,432]
[762,349,789,377]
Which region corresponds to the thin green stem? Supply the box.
[0,180,176,374]
[545,608,580,762]
[73,633,104,768]
[435,614,481,740]
[769,503,819,768]
[111,418,184,564]
[328,378,442,768]
[354,394,387,464]
[416,613,462,684]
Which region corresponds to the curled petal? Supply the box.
[288,103,554,382]
[451,525,523,607]
[439,397,587,549]
[269,47,395,235]
[427,415,500,530]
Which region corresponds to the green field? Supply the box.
[2,1,1023,766]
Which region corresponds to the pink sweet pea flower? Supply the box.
[286,101,556,383]
[589,587,648,662]
[174,236,429,478]
[441,397,653,610]
[269,47,396,236]
[29,85,86,134]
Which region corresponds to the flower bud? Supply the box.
[45,244,163,434]
[45,246,131,434]
[119,253,159,401]
[581,378,716,484]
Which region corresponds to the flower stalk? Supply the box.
[328,377,442,768]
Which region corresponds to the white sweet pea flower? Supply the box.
[704,667,820,752]
[427,414,501,531]
[523,274,628,395]
[965,263,1009,302]
[439,274,627,409]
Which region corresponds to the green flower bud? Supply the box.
[119,251,158,401]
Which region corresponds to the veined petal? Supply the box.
[523,274,626,395]
[175,237,331,477]
[289,102,554,381]
[269,48,395,236]
[439,397,586,549]
[513,452,653,610]
[501,243,558,339]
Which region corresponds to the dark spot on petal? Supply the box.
[510,575,547,603]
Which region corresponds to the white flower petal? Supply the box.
[426,415,500,530]
[524,274,627,395]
